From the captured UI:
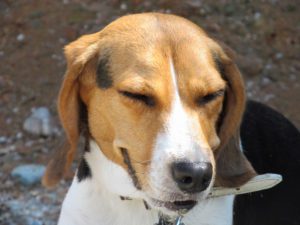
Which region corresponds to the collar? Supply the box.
[155,214,184,225]
[209,173,282,198]
[154,173,282,225]
[119,173,282,225]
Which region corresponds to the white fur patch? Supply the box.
[185,195,234,225]
[58,140,234,225]
[148,59,212,202]
[58,140,158,225]
[85,141,143,198]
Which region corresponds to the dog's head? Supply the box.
[43,13,256,214]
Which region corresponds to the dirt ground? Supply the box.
[0,0,299,224]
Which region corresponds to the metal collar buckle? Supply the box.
[155,215,184,225]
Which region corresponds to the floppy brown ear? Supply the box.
[42,33,99,187]
[213,46,256,187]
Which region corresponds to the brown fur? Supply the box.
[208,43,257,186]
[43,13,256,188]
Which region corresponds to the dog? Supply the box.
[42,13,288,225]
[234,100,300,225]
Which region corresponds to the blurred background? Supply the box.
[0,0,299,224]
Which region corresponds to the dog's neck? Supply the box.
[58,140,234,225]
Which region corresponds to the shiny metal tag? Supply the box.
[155,215,184,225]
[174,216,184,225]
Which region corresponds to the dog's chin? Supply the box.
[150,198,197,215]
[145,190,209,216]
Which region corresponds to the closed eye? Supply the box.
[196,89,225,106]
[119,91,155,107]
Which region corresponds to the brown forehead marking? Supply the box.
[96,56,113,89]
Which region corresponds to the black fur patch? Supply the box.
[77,104,92,182]
[143,200,150,210]
[77,158,92,182]
[120,196,132,201]
[79,100,91,152]
[216,91,227,133]
[96,57,113,89]
[234,100,300,224]
[211,51,227,133]
[120,148,142,190]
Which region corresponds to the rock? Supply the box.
[26,219,43,225]
[16,33,25,42]
[12,107,19,113]
[120,3,127,10]
[252,13,266,29]
[6,118,12,124]
[0,145,16,155]
[23,107,55,136]
[205,23,221,33]
[253,12,262,21]
[11,164,46,186]
[24,117,43,136]
[6,200,22,213]
[289,74,296,81]
[16,132,23,140]
[224,4,236,16]
[264,63,273,71]
[275,52,284,60]
[186,0,202,8]
[237,55,264,77]
[261,76,272,86]
[262,93,275,102]
[0,136,7,144]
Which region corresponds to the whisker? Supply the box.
[131,158,152,165]
[135,172,147,175]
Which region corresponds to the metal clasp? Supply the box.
[155,215,184,225]
[174,215,184,225]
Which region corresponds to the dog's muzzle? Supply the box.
[150,198,197,212]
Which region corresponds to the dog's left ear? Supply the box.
[211,43,257,187]
[43,33,100,187]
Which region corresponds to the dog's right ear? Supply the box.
[42,33,100,187]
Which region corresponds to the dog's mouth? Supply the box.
[151,198,197,211]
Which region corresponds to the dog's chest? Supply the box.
[58,178,158,225]
[57,142,234,225]
[58,178,234,225]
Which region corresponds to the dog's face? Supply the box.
[43,13,255,214]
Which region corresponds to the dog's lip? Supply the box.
[150,198,197,211]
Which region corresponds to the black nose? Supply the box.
[171,161,212,193]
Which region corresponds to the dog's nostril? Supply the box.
[181,176,193,185]
[171,161,212,193]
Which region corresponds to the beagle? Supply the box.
[43,13,281,225]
